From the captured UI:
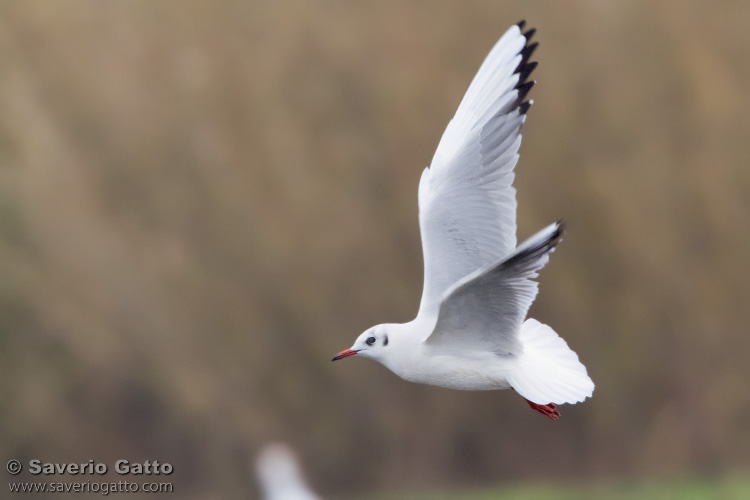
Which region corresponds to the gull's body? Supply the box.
[333,22,594,420]
[361,318,515,391]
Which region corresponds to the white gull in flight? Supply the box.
[255,443,320,500]
[333,21,594,420]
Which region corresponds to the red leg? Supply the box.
[526,399,560,421]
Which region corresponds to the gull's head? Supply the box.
[332,325,390,362]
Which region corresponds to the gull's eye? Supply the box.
[366,336,376,346]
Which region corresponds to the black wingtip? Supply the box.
[520,41,539,62]
[550,223,565,248]
[511,22,539,116]
[514,29,539,79]
[498,221,565,272]
[516,20,526,30]
[546,220,566,248]
[545,221,566,249]
[515,80,535,100]
[517,60,537,82]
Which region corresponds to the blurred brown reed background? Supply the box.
[1,1,749,498]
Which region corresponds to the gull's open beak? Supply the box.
[332,349,359,361]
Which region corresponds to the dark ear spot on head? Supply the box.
[383,335,389,346]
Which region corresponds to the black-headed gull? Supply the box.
[333,22,594,420]
[255,443,320,500]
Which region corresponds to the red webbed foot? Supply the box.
[526,399,560,421]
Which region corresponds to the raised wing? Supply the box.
[424,222,563,355]
[417,22,538,319]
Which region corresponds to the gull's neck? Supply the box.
[376,316,436,375]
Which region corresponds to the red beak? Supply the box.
[332,349,359,361]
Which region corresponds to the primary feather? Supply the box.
[417,23,537,318]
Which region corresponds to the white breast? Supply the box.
[398,346,517,391]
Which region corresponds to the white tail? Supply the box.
[507,319,594,405]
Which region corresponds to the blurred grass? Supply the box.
[365,474,750,500]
